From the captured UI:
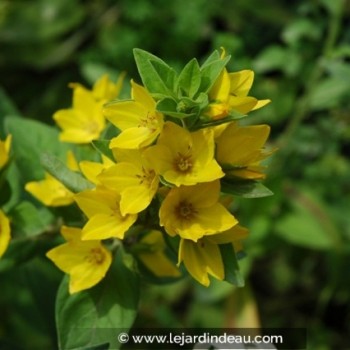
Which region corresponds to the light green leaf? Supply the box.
[41,153,94,193]
[200,50,221,69]
[176,58,201,98]
[275,189,341,250]
[320,0,344,15]
[309,77,350,110]
[133,48,177,98]
[56,250,139,350]
[221,179,274,198]
[254,46,302,76]
[276,211,333,250]
[156,98,197,119]
[199,55,231,93]
[282,19,321,45]
[5,116,70,181]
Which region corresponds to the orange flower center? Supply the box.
[139,112,158,132]
[175,153,193,173]
[136,167,156,187]
[86,247,105,265]
[176,201,197,220]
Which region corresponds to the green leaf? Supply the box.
[199,55,231,93]
[133,48,177,98]
[176,58,201,98]
[220,243,244,287]
[56,250,139,350]
[156,98,196,119]
[275,211,333,250]
[254,46,301,77]
[91,140,115,161]
[309,77,350,111]
[275,189,341,250]
[8,201,54,237]
[200,50,221,69]
[0,178,11,207]
[5,116,70,181]
[194,110,246,130]
[320,0,344,15]
[221,179,274,198]
[282,19,321,45]
[41,153,94,193]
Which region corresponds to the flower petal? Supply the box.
[82,213,137,240]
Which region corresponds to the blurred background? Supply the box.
[0,0,349,349]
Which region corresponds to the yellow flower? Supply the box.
[25,151,77,207]
[0,210,11,258]
[54,74,123,144]
[46,226,112,294]
[79,155,115,185]
[216,122,273,180]
[98,149,159,215]
[74,187,137,240]
[137,230,180,277]
[144,122,224,186]
[91,73,125,102]
[25,173,74,206]
[205,69,270,120]
[0,134,12,169]
[159,180,237,241]
[178,225,248,286]
[104,80,164,149]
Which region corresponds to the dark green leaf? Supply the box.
[41,153,94,193]
[56,250,139,350]
[221,179,274,198]
[220,243,244,287]
[0,236,55,273]
[0,179,11,207]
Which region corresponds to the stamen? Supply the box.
[85,248,105,265]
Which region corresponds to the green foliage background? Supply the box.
[0,0,349,349]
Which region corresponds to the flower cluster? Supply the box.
[26,49,274,293]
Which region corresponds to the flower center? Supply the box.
[176,201,197,220]
[175,153,193,173]
[139,112,158,132]
[85,121,99,135]
[86,247,105,265]
[137,167,156,187]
